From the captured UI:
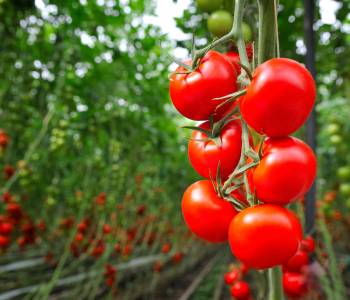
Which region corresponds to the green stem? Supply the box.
[268,267,284,300]
[192,0,246,68]
[257,0,277,64]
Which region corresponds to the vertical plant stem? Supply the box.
[257,0,277,64]
[268,267,284,300]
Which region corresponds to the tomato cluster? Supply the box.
[224,262,252,300]
[169,18,316,290]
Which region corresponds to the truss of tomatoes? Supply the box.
[169,50,317,270]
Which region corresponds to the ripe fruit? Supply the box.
[283,249,309,272]
[224,270,240,285]
[207,10,233,37]
[241,58,316,137]
[169,51,238,120]
[182,180,237,243]
[196,0,222,13]
[250,136,316,205]
[230,281,250,299]
[188,118,242,180]
[283,272,308,297]
[301,236,316,253]
[229,205,302,269]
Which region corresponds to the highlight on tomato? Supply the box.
[169,51,238,121]
[228,204,302,269]
[182,180,237,243]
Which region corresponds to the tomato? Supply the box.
[188,118,242,180]
[230,281,250,299]
[182,180,237,243]
[225,52,241,76]
[207,10,233,37]
[301,236,315,253]
[325,122,340,135]
[339,183,350,197]
[161,243,171,254]
[196,0,222,13]
[0,235,10,248]
[224,270,240,285]
[169,51,238,120]
[283,272,308,298]
[242,22,252,42]
[330,134,342,145]
[229,205,302,269]
[241,58,316,137]
[337,166,350,181]
[0,222,13,235]
[283,249,309,272]
[250,136,316,205]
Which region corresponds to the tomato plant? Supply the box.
[182,180,237,243]
[188,118,242,180]
[249,136,317,205]
[228,205,302,269]
[240,58,316,137]
[169,51,238,120]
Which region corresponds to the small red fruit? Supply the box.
[230,281,250,299]
[224,270,239,285]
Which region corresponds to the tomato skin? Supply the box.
[207,10,233,37]
[196,0,222,13]
[283,272,308,297]
[169,51,238,121]
[301,236,315,253]
[230,281,251,299]
[224,270,240,285]
[188,118,242,180]
[225,52,241,76]
[182,180,237,243]
[241,58,316,137]
[250,136,316,205]
[228,204,302,269]
[283,249,309,273]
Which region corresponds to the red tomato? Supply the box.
[250,136,316,205]
[228,205,302,269]
[188,118,242,180]
[224,270,240,285]
[0,222,13,235]
[283,249,309,273]
[230,281,250,299]
[182,180,237,243]
[240,58,316,137]
[283,272,308,297]
[169,51,238,120]
[225,52,241,76]
[161,243,171,254]
[0,235,10,248]
[301,236,316,253]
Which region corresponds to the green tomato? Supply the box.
[337,166,350,181]
[326,123,341,135]
[339,183,350,197]
[207,10,233,37]
[196,0,223,13]
[330,134,342,145]
[242,22,252,42]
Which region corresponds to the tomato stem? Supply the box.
[268,267,284,300]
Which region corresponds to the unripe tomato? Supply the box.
[196,0,222,13]
[250,136,316,205]
[337,166,350,181]
[188,118,242,180]
[169,51,238,120]
[224,270,239,285]
[207,10,233,37]
[230,281,250,299]
[241,58,316,137]
[325,123,341,135]
[329,134,342,145]
[229,205,302,269]
[339,183,350,197]
[283,249,309,272]
[242,22,252,42]
[283,272,308,297]
[182,180,237,243]
[301,236,315,253]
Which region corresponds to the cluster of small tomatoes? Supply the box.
[169,19,317,296]
[224,262,252,300]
